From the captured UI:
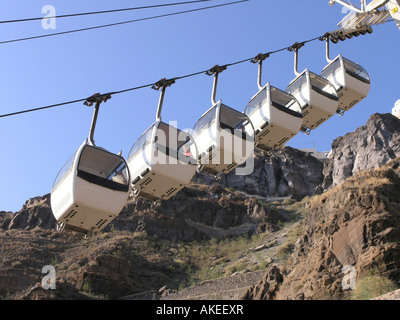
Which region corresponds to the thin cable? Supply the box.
[0,98,87,118]
[0,82,158,118]
[0,0,216,24]
[0,0,249,45]
[0,30,329,119]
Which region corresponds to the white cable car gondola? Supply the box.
[244,53,303,151]
[192,65,255,177]
[50,94,131,239]
[320,37,370,115]
[127,79,198,204]
[286,43,339,134]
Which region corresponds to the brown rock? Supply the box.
[320,113,400,191]
[246,159,400,300]
[241,264,283,300]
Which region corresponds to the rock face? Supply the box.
[74,254,146,299]
[2,146,325,237]
[203,146,324,200]
[241,264,284,300]
[228,114,400,300]
[1,194,56,231]
[320,113,400,191]
[3,112,400,300]
[245,159,400,300]
[1,184,289,242]
[102,184,291,241]
[15,281,91,300]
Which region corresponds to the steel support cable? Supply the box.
[0,83,157,118]
[0,31,340,119]
[0,0,217,24]
[0,0,249,45]
[0,98,88,118]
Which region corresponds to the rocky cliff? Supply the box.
[2,145,325,237]
[1,195,55,231]
[320,113,400,191]
[241,113,400,300]
[0,182,293,300]
[0,141,326,300]
[222,146,324,200]
[244,158,400,300]
[1,112,400,300]
[2,184,289,241]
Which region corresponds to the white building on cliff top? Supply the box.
[392,99,400,119]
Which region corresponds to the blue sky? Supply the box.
[0,0,399,212]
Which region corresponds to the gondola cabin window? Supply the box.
[193,107,217,136]
[343,58,370,83]
[309,72,339,100]
[77,146,129,192]
[52,152,76,191]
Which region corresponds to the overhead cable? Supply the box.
[0,0,216,24]
[0,0,249,45]
[0,98,88,118]
[0,30,331,119]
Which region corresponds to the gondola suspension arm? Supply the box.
[152,78,176,122]
[251,53,270,90]
[320,33,334,64]
[84,93,112,146]
[206,65,227,106]
[288,42,305,77]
